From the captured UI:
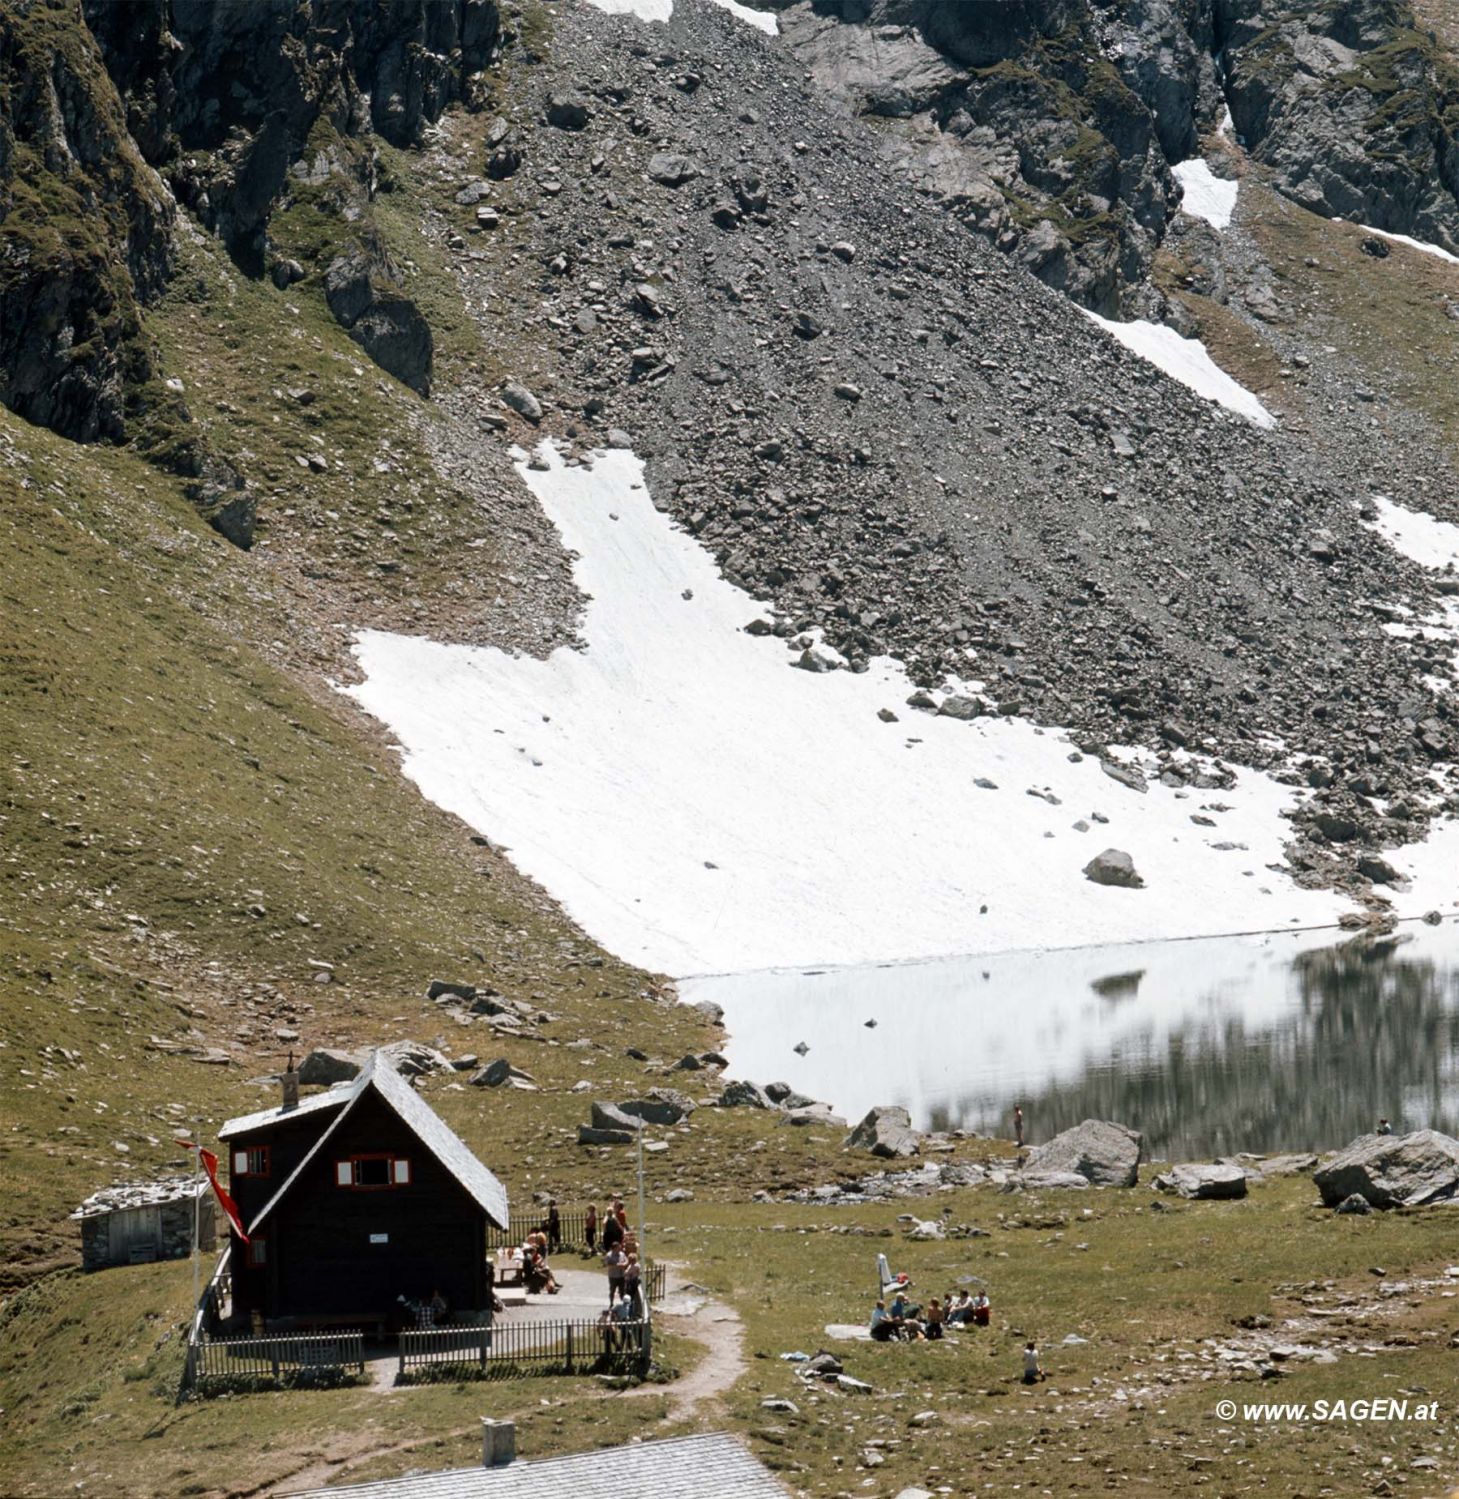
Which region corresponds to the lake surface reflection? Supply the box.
[682,921,1459,1159]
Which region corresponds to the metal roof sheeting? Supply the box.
[288,1433,789,1499]
[219,1084,353,1140]
[245,1051,508,1232]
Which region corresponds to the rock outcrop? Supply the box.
[845,1105,923,1159]
[776,0,1459,313]
[1313,1129,1459,1208]
[1023,1119,1143,1185]
[81,0,501,268]
[1223,0,1459,254]
[324,240,433,396]
[297,1047,361,1085]
[0,6,172,443]
[1153,1162,1248,1199]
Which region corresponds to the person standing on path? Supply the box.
[601,1201,624,1255]
[605,1242,628,1306]
[585,1202,599,1255]
[546,1199,562,1253]
[624,1253,643,1318]
[1013,1105,1025,1148]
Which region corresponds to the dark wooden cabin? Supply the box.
[218,1050,508,1331]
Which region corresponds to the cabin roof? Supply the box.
[288,1433,789,1499]
[244,1051,509,1232]
[218,1083,354,1140]
[71,1177,208,1220]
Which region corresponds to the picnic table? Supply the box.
[494,1247,526,1286]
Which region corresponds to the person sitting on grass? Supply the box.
[869,1300,897,1342]
[972,1290,991,1326]
[924,1297,945,1341]
[1022,1341,1045,1385]
[946,1291,972,1325]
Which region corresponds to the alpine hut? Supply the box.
[218,1049,508,1332]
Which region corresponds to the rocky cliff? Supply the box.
[771,0,1459,309]
[0,0,503,539]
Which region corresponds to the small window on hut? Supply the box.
[232,1146,269,1178]
[246,1235,267,1268]
[338,1155,411,1189]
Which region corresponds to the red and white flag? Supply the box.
[178,1139,249,1243]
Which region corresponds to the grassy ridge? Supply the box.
[0,399,709,1285]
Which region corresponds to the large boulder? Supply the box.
[1013,1170,1090,1191]
[844,1105,922,1159]
[380,1040,451,1078]
[1082,848,1145,889]
[618,1088,696,1126]
[323,243,432,396]
[1313,1130,1459,1209]
[297,1047,361,1085]
[469,1058,536,1089]
[591,1101,644,1133]
[578,1125,634,1146]
[719,1079,774,1109]
[1024,1119,1143,1187]
[1153,1163,1248,1200]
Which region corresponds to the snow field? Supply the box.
[1172,158,1238,230]
[347,445,1363,978]
[583,0,778,34]
[1080,308,1276,428]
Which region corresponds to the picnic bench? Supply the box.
[493,1248,526,1287]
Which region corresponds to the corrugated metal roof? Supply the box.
[219,1084,353,1140]
[287,1433,789,1499]
[247,1051,509,1232]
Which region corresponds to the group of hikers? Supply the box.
[514,1196,647,1320]
[869,1284,990,1341]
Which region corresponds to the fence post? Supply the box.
[565,1322,574,1374]
[398,1335,406,1380]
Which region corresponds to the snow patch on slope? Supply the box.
[1359,495,1459,899]
[347,445,1358,977]
[1082,310,1276,428]
[583,0,778,33]
[1173,159,1238,230]
[1357,225,1459,269]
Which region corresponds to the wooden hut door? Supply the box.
[110,1206,162,1262]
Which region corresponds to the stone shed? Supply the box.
[72,1178,216,1271]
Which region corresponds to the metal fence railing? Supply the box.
[645,1260,667,1304]
[398,1318,650,1380]
[192,1332,365,1391]
[486,1208,591,1251]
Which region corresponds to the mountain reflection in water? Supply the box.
[683,921,1459,1159]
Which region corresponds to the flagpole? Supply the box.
[191,1123,200,1319]
[636,1123,647,1327]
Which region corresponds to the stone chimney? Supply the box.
[281,1053,300,1112]
[481,1417,516,1467]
